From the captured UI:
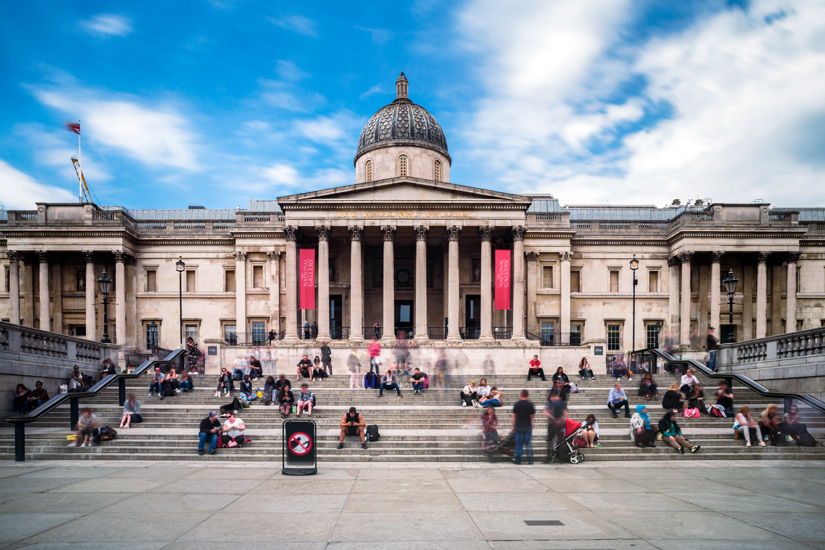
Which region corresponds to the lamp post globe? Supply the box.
[97,269,113,344]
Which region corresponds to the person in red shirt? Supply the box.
[527,355,547,381]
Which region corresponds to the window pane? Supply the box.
[541,321,555,343]
[571,271,581,292]
[570,324,582,346]
[607,324,620,351]
[225,270,235,292]
[224,324,237,345]
[609,271,619,293]
[145,323,159,350]
[252,322,266,345]
[646,324,660,349]
[400,305,411,323]
[185,324,198,342]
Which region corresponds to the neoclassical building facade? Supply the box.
[2,75,824,368]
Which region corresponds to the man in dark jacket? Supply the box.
[198,411,222,455]
[320,341,332,376]
[706,327,719,371]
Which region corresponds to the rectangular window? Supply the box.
[252,265,264,288]
[541,321,555,344]
[223,324,237,345]
[145,323,159,350]
[570,270,581,293]
[570,324,582,346]
[185,324,198,342]
[646,323,661,349]
[609,270,619,293]
[472,258,481,282]
[607,324,621,351]
[186,270,196,293]
[251,321,266,346]
[225,270,236,292]
[648,271,659,293]
[146,269,157,292]
[76,270,85,292]
[542,266,554,289]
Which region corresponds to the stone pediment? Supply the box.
[278,177,532,211]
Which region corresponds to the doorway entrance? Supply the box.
[330,295,343,339]
[394,300,414,338]
[465,294,480,339]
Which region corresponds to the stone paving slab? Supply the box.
[0,460,824,548]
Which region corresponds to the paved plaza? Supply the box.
[0,460,823,549]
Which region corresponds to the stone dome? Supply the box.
[355,73,449,163]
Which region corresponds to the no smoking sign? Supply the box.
[288,432,313,456]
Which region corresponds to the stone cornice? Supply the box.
[136,239,234,246]
[571,238,668,246]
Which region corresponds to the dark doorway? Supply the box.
[395,300,414,338]
[465,294,481,339]
[330,295,343,339]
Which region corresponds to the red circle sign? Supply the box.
[288,432,312,456]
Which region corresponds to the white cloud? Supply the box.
[457,0,825,206]
[271,15,317,37]
[81,14,133,37]
[32,87,201,171]
[0,160,76,209]
[293,113,361,149]
[261,163,300,185]
[359,85,384,100]
[276,60,309,82]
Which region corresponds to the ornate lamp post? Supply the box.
[629,255,639,365]
[176,257,185,348]
[97,270,112,344]
[148,320,158,350]
[723,269,739,343]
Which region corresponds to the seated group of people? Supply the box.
[150,367,193,399]
[661,370,734,417]
[460,379,502,408]
[629,404,702,454]
[260,375,316,418]
[296,354,331,381]
[12,381,50,415]
[198,409,247,455]
[735,404,808,446]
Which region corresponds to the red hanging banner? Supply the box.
[299,248,316,310]
[495,249,511,310]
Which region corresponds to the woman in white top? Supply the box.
[580,414,599,448]
[221,411,246,448]
[735,406,765,447]
[477,378,491,399]
[461,381,480,407]
[679,369,700,398]
[119,394,142,428]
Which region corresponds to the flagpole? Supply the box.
[78,120,82,203]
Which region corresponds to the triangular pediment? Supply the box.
[278,177,532,210]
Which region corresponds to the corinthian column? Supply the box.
[7,251,20,325]
[349,226,364,341]
[84,251,96,340]
[316,226,331,340]
[756,252,769,339]
[560,251,573,344]
[414,225,429,341]
[267,251,281,334]
[679,251,693,346]
[511,226,526,339]
[478,226,493,341]
[446,225,461,341]
[37,252,50,332]
[284,226,299,341]
[382,226,396,340]
[115,252,127,347]
[786,252,799,333]
[710,251,723,335]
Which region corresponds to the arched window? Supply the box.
[398,155,408,177]
[433,160,441,182]
[365,160,373,182]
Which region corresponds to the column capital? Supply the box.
[560,250,573,262]
[283,225,300,242]
[678,251,694,264]
[315,225,331,242]
[711,251,724,263]
[348,226,363,242]
[667,256,679,268]
[758,251,771,263]
[267,250,281,260]
[233,251,247,261]
[477,226,493,242]
[381,225,397,241]
[787,252,800,263]
[446,225,462,242]
[6,250,20,263]
[413,225,429,241]
[526,251,539,262]
[37,251,49,263]
[511,225,526,242]
[83,251,96,263]
[113,251,127,263]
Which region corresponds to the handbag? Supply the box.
[683,408,700,418]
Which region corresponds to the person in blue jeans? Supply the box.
[198,411,222,456]
[149,366,164,396]
[706,327,719,372]
[410,368,426,394]
[22,381,49,414]
[378,371,403,398]
[511,389,536,465]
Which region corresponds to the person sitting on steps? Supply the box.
[296,354,312,379]
[198,410,221,455]
[179,371,193,393]
[735,406,766,447]
[477,378,491,400]
[579,357,595,380]
[239,375,256,403]
[21,381,49,414]
[68,365,87,392]
[221,410,246,448]
[580,414,600,448]
[149,366,164,397]
[378,370,402,398]
[296,383,315,417]
[311,356,326,381]
[119,394,142,428]
[479,387,502,408]
[607,382,631,418]
[759,404,782,445]
[715,381,735,417]
[630,404,657,448]
[659,411,700,454]
[338,406,368,449]
[782,405,807,442]
[215,367,234,397]
[160,368,180,400]
[410,367,427,394]
[552,367,571,401]
[662,382,684,413]
[461,381,480,407]
[67,407,97,448]
[527,355,546,381]
[688,383,708,414]
[638,373,658,401]
[680,368,700,400]
[278,383,295,418]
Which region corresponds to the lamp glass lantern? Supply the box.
[629,256,639,271]
[176,257,186,273]
[723,269,739,295]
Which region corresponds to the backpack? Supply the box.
[366,424,380,442]
[364,372,377,389]
[796,429,817,447]
[709,405,726,418]
[683,408,700,418]
[569,382,580,394]
[99,426,117,441]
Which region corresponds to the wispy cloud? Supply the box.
[276,60,309,82]
[81,14,133,37]
[356,26,393,44]
[31,85,201,171]
[271,15,317,37]
[0,160,76,209]
[258,79,325,113]
[359,84,383,100]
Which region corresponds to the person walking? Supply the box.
[543,389,567,463]
[511,389,536,465]
[706,327,719,372]
[320,341,333,376]
[368,338,382,375]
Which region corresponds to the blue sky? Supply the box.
[1,0,824,210]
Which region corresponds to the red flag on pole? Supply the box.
[495,249,511,310]
[299,248,316,310]
[65,122,81,135]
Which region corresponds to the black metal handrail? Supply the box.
[6,348,185,462]
[636,347,825,416]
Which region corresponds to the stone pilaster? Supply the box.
[478,226,493,341]
[348,226,364,341]
[284,226,299,341]
[267,251,281,334]
[316,226,331,340]
[756,251,769,339]
[526,251,539,336]
[234,250,247,342]
[668,256,680,341]
[37,251,50,332]
[7,251,20,325]
[511,226,526,340]
[446,225,462,341]
[414,225,429,341]
[710,251,723,334]
[381,225,396,341]
[84,251,96,340]
[786,252,799,333]
[679,251,693,346]
[114,251,127,347]
[560,250,573,345]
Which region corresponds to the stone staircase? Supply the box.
[2,371,824,462]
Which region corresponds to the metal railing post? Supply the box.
[118,378,126,406]
[70,398,79,429]
[14,422,25,462]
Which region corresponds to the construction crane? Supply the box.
[71,157,94,204]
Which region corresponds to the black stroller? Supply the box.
[550,418,586,464]
[484,431,516,462]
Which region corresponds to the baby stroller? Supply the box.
[551,418,586,464]
[485,431,516,462]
